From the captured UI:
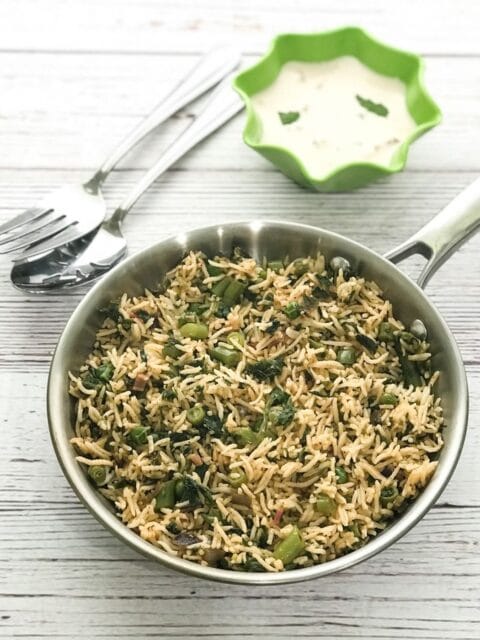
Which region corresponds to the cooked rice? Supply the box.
[69,250,444,572]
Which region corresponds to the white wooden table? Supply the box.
[1,1,479,638]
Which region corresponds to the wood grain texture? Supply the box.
[0,1,479,638]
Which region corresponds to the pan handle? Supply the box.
[384,177,480,288]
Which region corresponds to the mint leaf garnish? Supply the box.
[356,95,389,117]
[278,111,300,125]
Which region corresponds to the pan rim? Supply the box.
[47,218,469,585]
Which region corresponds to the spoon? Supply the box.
[11,76,244,292]
[3,46,240,262]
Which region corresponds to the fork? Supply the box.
[12,76,244,290]
[0,47,240,260]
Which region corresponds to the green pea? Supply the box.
[227,331,245,348]
[222,280,246,307]
[88,465,108,486]
[180,323,208,339]
[337,347,357,365]
[314,493,336,516]
[186,405,205,426]
[209,346,241,367]
[128,426,150,448]
[380,485,399,507]
[378,393,398,406]
[378,322,395,343]
[227,470,247,488]
[273,526,305,564]
[335,466,348,484]
[234,427,262,447]
[154,479,177,511]
[284,302,301,320]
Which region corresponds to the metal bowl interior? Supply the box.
[47,220,468,585]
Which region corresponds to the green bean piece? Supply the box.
[380,485,399,507]
[337,347,357,365]
[209,346,241,367]
[227,331,245,348]
[258,269,267,279]
[314,493,336,516]
[180,322,209,340]
[284,301,301,319]
[187,405,205,426]
[273,526,305,565]
[349,521,361,538]
[88,465,108,486]
[234,427,262,447]
[163,339,182,359]
[206,263,224,277]
[178,312,198,327]
[400,354,422,387]
[227,470,247,488]
[212,276,233,298]
[267,260,284,273]
[154,479,177,511]
[291,258,309,276]
[223,280,246,307]
[378,322,395,343]
[378,393,398,406]
[128,426,150,447]
[335,466,348,484]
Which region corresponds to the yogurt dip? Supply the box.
[251,56,417,177]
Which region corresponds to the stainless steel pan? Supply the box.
[47,178,480,584]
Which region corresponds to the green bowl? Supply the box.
[233,27,442,192]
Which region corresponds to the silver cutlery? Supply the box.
[11,76,244,291]
[0,47,240,260]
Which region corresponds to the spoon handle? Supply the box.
[87,47,240,189]
[110,74,244,224]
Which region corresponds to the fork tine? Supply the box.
[13,224,87,261]
[0,207,52,236]
[0,210,64,246]
[0,218,74,255]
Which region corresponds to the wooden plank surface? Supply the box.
[0,1,479,639]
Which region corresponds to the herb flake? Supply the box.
[356,95,389,117]
[278,111,300,125]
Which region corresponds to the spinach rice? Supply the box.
[69,249,443,572]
